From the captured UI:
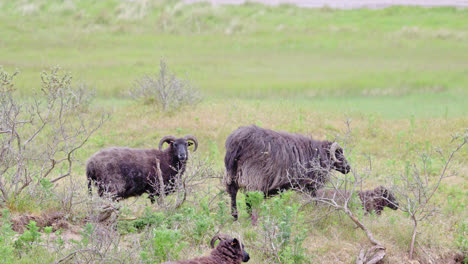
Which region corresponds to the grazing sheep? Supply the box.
[161,233,250,264]
[224,125,351,219]
[315,186,399,214]
[86,135,198,202]
[358,186,399,214]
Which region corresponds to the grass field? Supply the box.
[0,0,467,263]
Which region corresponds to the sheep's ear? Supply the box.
[230,238,239,247]
[380,186,388,197]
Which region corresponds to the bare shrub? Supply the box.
[294,121,467,263]
[292,120,387,264]
[153,155,220,211]
[390,130,467,260]
[129,60,202,112]
[0,66,107,207]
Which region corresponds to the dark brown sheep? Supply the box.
[224,125,350,219]
[315,186,399,214]
[86,135,198,203]
[161,234,250,264]
[358,186,399,214]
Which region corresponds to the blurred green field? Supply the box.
[1,1,467,263]
[2,1,468,102]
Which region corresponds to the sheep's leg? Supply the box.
[149,194,156,204]
[245,193,252,216]
[98,185,104,197]
[227,183,239,220]
[88,180,93,196]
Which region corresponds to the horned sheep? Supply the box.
[161,233,250,264]
[315,186,399,214]
[224,125,351,219]
[86,135,198,202]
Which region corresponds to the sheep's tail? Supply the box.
[224,140,242,184]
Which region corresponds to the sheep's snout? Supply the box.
[388,200,399,210]
[178,153,187,161]
[172,140,189,162]
[242,250,250,262]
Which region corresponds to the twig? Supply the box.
[155,158,166,206]
[55,249,99,263]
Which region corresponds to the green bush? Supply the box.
[140,226,188,263]
[259,192,311,264]
[0,210,16,264]
[14,220,42,253]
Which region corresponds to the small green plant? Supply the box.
[246,191,264,211]
[246,191,264,224]
[280,233,309,264]
[14,221,42,251]
[78,223,95,247]
[455,222,468,258]
[140,226,188,263]
[215,200,230,226]
[193,214,212,244]
[0,210,16,264]
[258,192,310,264]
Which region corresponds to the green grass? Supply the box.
[1,0,467,263]
[1,1,468,102]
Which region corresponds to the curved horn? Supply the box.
[158,135,177,150]
[330,142,341,163]
[184,135,198,152]
[210,233,232,248]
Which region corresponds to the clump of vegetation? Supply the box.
[251,191,311,264]
[140,226,188,263]
[0,210,16,264]
[0,67,106,210]
[130,60,202,112]
[391,130,467,260]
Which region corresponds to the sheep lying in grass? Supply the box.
[162,234,250,264]
[86,135,198,203]
[315,186,399,215]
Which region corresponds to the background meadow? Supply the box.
[0,0,467,263]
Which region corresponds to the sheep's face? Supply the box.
[330,147,351,174]
[159,135,198,163]
[171,138,191,162]
[229,238,250,262]
[380,187,399,210]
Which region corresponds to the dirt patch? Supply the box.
[442,251,466,264]
[11,211,69,233]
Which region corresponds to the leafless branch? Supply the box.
[55,249,100,263]
[391,130,467,259]
[0,66,106,207]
